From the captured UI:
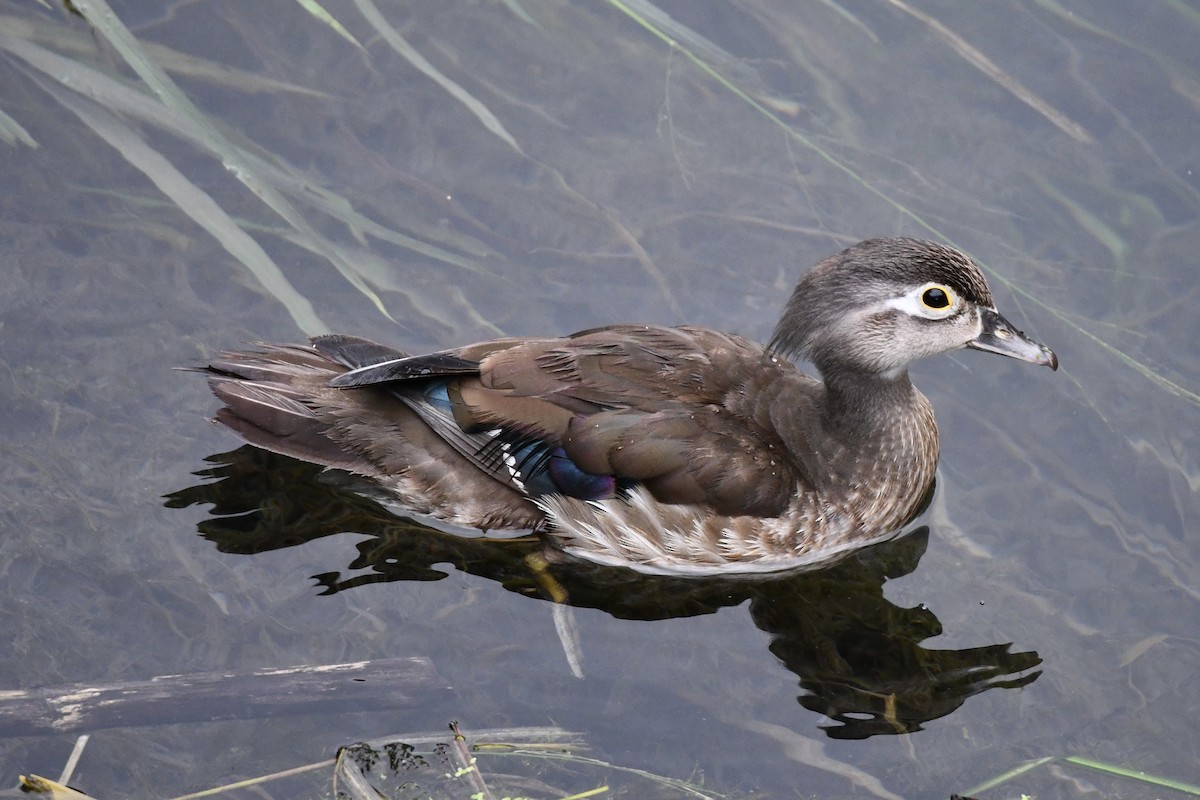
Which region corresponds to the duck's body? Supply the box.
[202,238,1057,575]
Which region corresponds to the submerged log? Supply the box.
[0,657,450,737]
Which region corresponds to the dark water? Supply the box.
[1,1,1197,798]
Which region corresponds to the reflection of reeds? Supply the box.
[5,1,1194,402]
[607,0,1199,406]
[1,3,494,334]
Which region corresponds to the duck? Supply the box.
[200,237,1057,576]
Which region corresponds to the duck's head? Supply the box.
[769,237,1058,379]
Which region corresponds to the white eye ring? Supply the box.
[885,283,960,319]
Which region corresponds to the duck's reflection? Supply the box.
[167,445,1040,739]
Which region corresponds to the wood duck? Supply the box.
[201,237,1057,576]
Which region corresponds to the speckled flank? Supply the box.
[540,390,937,575]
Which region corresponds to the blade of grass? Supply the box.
[292,0,363,49]
[482,748,726,799]
[815,0,880,43]
[1163,0,1200,32]
[1028,172,1130,278]
[612,0,768,91]
[881,0,1092,143]
[561,789,610,800]
[1064,756,1200,795]
[963,755,1200,797]
[169,760,330,800]
[498,0,542,29]
[0,105,38,147]
[960,756,1056,795]
[448,721,497,800]
[353,0,522,154]
[57,735,89,788]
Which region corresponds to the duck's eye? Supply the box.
[921,286,952,310]
[884,283,960,318]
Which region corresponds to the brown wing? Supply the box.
[452,325,815,517]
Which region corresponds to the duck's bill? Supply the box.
[967,308,1059,370]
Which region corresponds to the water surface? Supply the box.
[1,1,1197,797]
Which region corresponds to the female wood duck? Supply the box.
[201,238,1057,575]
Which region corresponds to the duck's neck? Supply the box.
[802,363,939,535]
[818,365,927,444]
[761,358,939,520]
